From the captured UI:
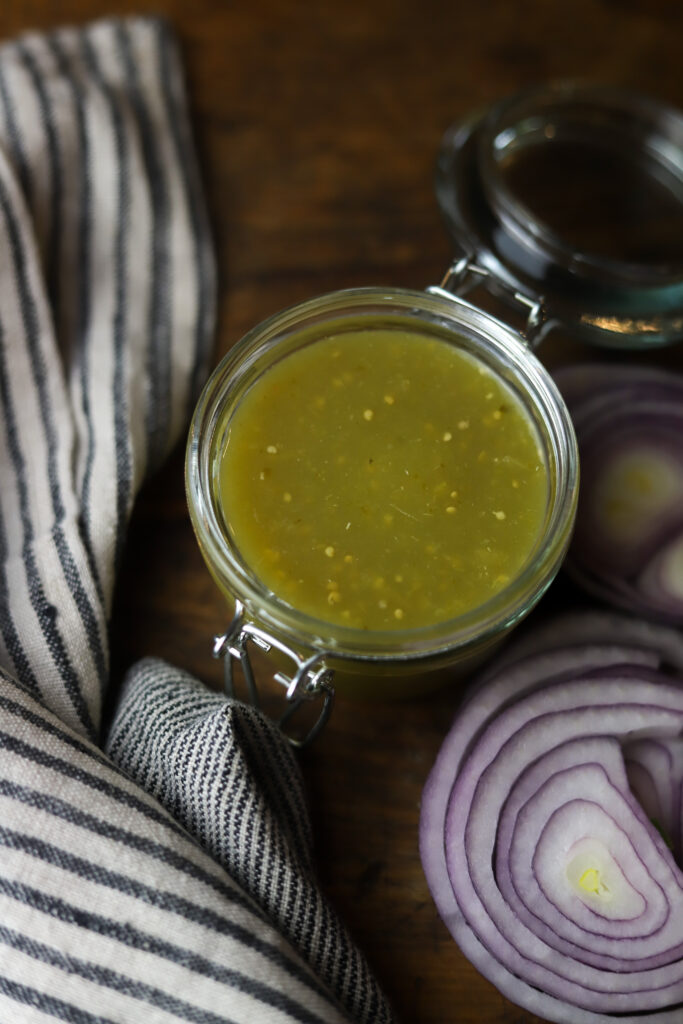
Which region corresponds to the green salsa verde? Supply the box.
[215,328,548,631]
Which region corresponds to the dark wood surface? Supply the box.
[3,2,683,1021]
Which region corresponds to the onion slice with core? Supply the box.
[420,611,683,1022]
[554,363,683,625]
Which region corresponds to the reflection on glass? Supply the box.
[498,135,683,268]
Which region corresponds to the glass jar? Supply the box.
[436,81,683,348]
[186,287,578,733]
[186,81,683,742]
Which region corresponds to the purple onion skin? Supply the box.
[420,612,683,1023]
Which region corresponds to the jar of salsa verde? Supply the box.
[186,82,683,742]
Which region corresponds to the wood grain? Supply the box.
[2,2,683,1021]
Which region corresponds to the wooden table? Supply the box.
[3,1,683,1021]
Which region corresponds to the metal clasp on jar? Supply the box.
[428,256,550,347]
[212,600,335,747]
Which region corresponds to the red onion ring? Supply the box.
[420,612,683,1022]
[553,364,683,625]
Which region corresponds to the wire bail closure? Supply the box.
[427,257,550,348]
[212,601,335,747]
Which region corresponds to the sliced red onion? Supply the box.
[554,364,683,411]
[476,607,683,685]
[420,612,683,1022]
[554,364,683,624]
[624,736,683,863]
[639,530,683,619]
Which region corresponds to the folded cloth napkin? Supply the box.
[0,16,394,1023]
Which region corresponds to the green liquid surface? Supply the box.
[216,328,547,630]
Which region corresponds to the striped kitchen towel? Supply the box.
[0,16,394,1024]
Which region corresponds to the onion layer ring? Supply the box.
[420,612,683,1022]
[554,364,683,625]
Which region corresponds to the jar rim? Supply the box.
[436,82,683,348]
[186,286,579,665]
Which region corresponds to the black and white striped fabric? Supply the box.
[0,17,394,1024]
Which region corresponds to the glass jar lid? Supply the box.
[436,81,683,348]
